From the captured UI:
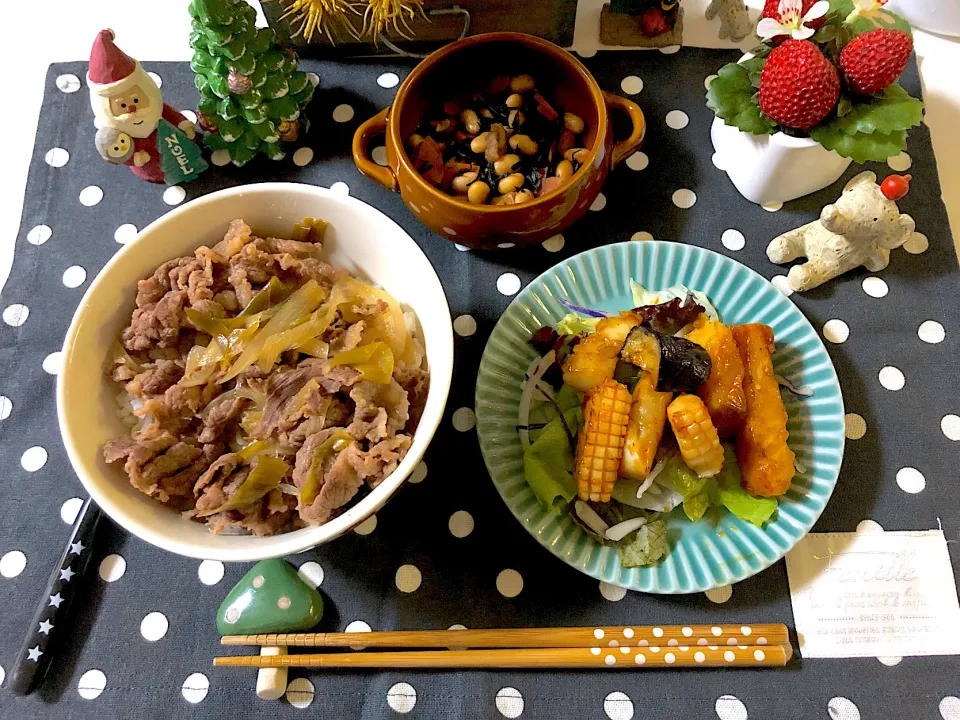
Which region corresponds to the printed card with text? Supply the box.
[786,530,960,658]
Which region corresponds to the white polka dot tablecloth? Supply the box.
[0,56,958,719]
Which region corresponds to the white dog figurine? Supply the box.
[705,0,752,41]
[767,171,915,292]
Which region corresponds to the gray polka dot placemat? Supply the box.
[1,52,959,719]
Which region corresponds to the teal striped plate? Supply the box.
[475,241,845,593]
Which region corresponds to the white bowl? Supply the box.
[58,183,453,561]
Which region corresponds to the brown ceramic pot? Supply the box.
[352,32,645,249]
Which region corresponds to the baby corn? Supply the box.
[667,394,724,478]
[575,379,631,502]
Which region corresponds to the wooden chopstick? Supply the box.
[221,623,789,649]
[215,643,792,669]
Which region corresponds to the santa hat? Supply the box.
[87,29,140,97]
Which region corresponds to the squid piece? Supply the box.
[666,394,724,478]
[731,324,795,497]
[685,316,747,438]
[575,379,632,502]
[562,314,640,393]
[619,325,672,481]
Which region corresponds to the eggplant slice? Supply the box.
[620,326,711,393]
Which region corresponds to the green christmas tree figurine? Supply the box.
[188,0,315,166]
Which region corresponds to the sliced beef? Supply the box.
[129,359,184,397]
[198,394,250,443]
[295,435,365,525]
[347,435,413,488]
[348,380,409,441]
[194,451,242,495]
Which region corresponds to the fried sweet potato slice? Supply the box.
[731,324,795,497]
[686,316,746,438]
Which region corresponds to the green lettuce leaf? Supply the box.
[714,446,778,527]
[706,60,776,137]
[618,519,669,568]
[557,313,601,336]
[522,407,581,513]
[656,456,709,497]
[683,492,712,522]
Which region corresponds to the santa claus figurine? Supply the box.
[88,29,198,183]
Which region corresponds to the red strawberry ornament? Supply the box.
[880,174,911,200]
[760,0,827,44]
[759,39,840,130]
[840,29,913,95]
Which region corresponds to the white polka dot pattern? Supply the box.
[600,581,627,601]
[181,672,209,703]
[79,186,104,206]
[626,152,648,171]
[705,585,732,603]
[665,110,689,129]
[21,446,48,472]
[45,148,69,167]
[887,152,912,171]
[496,569,523,598]
[285,677,315,708]
[4,303,30,327]
[62,265,87,288]
[878,366,904,391]
[844,413,866,440]
[292,147,314,166]
[822,319,849,344]
[604,691,634,720]
[61,497,83,524]
[0,550,26,578]
[99,554,126,582]
[140,611,169,641]
[827,696,861,720]
[940,696,960,719]
[452,407,476,431]
[27,225,52,245]
[395,564,422,593]
[114,224,138,244]
[43,351,63,375]
[377,72,400,88]
[163,186,186,205]
[862,276,888,298]
[918,320,945,343]
[198,560,224,585]
[672,189,697,209]
[632,231,654,242]
[721,229,745,251]
[329,182,349,196]
[621,76,643,94]
[857,519,884,534]
[448,510,474,538]
[56,74,81,93]
[942,415,960,441]
[297,561,324,587]
[896,467,925,493]
[497,273,521,296]
[543,234,565,252]
[386,682,416,713]
[408,461,427,483]
[591,193,607,211]
[496,687,524,718]
[903,232,928,254]
[332,104,355,123]
[715,695,748,720]
[354,514,377,535]
[454,315,477,336]
[78,669,106,699]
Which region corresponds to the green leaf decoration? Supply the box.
[190,53,213,73]
[291,85,314,108]
[260,50,285,72]
[267,95,300,121]
[810,125,907,163]
[242,128,262,151]
[194,73,209,94]
[248,27,275,55]
[204,131,227,151]
[250,65,268,89]
[229,142,258,166]
[219,117,245,142]
[209,74,232,99]
[263,142,287,161]
[813,24,838,42]
[217,96,240,120]
[837,96,854,117]
[237,87,264,109]
[282,55,299,75]
[222,37,246,61]
[232,51,256,76]
[252,120,279,142]
[198,97,218,119]
[833,84,923,135]
[706,61,776,136]
[288,71,309,96]
[243,103,269,124]
[262,74,289,100]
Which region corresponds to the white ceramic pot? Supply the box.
[58,183,453,561]
[711,116,853,205]
[886,0,960,37]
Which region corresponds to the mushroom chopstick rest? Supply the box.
[217,559,323,700]
[766,171,915,292]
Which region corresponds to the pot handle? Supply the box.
[352,107,398,192]
[603,92,646,169]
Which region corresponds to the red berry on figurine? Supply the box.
[759,39,840,130]
[880,174,911,200]
[839,29,913,95]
